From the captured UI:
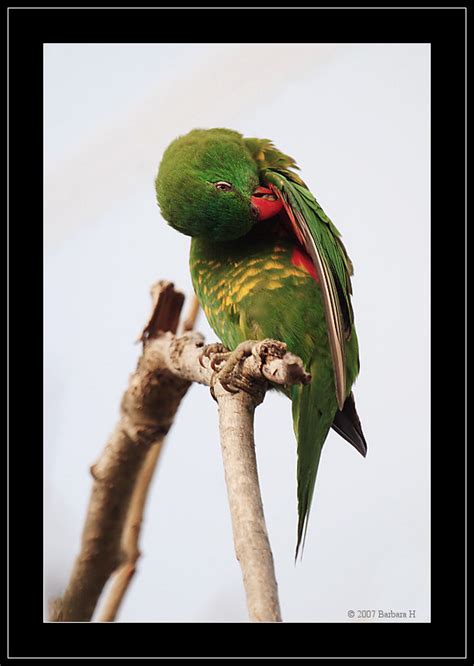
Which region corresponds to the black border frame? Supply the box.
[8,6,467,662]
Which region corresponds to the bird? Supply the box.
[155,127,367,557]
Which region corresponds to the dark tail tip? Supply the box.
[331,392,367,457]
[294,512,310,563]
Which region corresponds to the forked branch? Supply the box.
[49,283,310,623]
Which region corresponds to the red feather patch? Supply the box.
[268,183,319,284]
[291,246,319,284]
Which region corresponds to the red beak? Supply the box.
[251,186,283,221]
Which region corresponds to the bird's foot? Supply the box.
[199,342,229,370]
[200,340,264,399]
[214,341,261,395]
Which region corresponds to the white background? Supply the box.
[44,43,430,622]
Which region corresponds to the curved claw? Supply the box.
[199,343,229,368]
[219,378,240,394]
[204,340,268,399]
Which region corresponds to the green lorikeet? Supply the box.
[156,128,366,557]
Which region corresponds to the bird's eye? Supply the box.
[215,181,233,192]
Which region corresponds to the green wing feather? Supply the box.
[244,137,300,172]
[243,137,359,556]
[262,167,354,410]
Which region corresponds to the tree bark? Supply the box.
[49,282,187,622]
[95,440,164,622]
[97,293,201,622]
[216,384,281,621]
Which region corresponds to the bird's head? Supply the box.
[155,128,282,241]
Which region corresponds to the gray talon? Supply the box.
[199,342,228,368]
[201,340,267,398]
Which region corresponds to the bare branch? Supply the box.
[143,334,310,622]
[97,290,201,622]
[138,280,184,344]
[96,440,163,622]
[49,282,187,622]
[216,384,282,621]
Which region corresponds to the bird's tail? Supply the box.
[291,365,334,560]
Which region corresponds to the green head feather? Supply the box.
[156,128,259,241]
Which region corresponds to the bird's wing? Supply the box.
[263,168,354,410]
